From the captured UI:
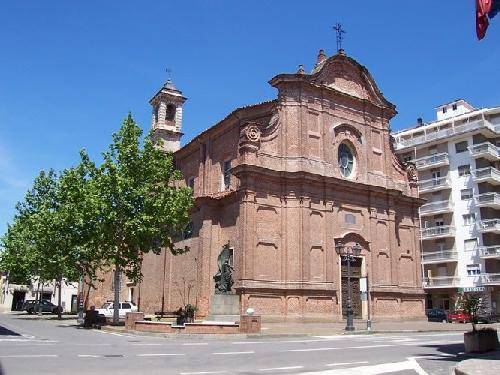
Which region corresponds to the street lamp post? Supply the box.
[335,240,362,332]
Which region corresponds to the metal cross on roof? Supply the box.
[165,67,173,80]
[333,23,346,52]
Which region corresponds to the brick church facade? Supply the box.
[90,50,426,320]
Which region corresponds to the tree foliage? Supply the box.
[0,113,193,323]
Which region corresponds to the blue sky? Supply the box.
[1,1,499,233]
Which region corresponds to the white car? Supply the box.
[96,301,138,319]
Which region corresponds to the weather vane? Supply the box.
[333,23,346,52]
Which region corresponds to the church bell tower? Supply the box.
[149,78,186,152]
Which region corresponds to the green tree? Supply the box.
[456,291,488,332]
[95,114,193,325]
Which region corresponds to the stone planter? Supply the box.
[464,329,499,353]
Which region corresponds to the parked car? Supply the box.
[447,310,472,323]
[476,311,500,324]
[23,299,62,314]
[96,301,137,319]
[425,308,447,322]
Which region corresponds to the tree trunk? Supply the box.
[57,277,63,320]
[112,264,120,325]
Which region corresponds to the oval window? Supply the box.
[338,143,354,177]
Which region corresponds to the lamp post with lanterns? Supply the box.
[335,240,362,331]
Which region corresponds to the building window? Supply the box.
[442,107,447,114]
[464,238,478,251]
[463,213,476,225]
[461,189,473,200]
[345,214,356,225]
[452,104,457,111]
[428,146,437,155]
[338,143,355,177]
[187,177,195,190]
[165,104,176,120]
[435,239,446,252]
[222,160,231,190]
[455,140,468,153]
[467,264,480,276]
[403,154,412,163]
[458,164,471,177]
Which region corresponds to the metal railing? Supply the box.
[477,219,500,232]
[473,166,500,181]
[420,225,455,239]
[478,246,500,258]
[421,250,458,263]
[393,119,496,150]
[469,142,499,158]
[475,192,500,206]
[420,200,453,214]
[481,273,500,285]
[418,176,451,192]
[414,153,449,170]
[423,276,460,288]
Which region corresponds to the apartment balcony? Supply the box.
[421,250,458,264]
[477,219,500,234]
[469,142,500,161]
[419,199,454,217]
[473,167,500,185]
[418,176,451,193]
[478,245,500,259]
[423,276,460,289]
[393,118,496,151]
[475,192,500,209]
[414,153,449,171]
[481,273,500,286]
[420,225,455,240]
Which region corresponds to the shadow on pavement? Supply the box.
[0,324,21,336]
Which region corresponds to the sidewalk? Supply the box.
[454,350,500,375]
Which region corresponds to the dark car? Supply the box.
[24,299,61,314]
[425,308,448,322]
[476,311,500,324]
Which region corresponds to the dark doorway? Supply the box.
[341,257,362,317]
[11,291,26,311]
[71,295,78,313]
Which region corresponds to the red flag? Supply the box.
[477,0,493,39]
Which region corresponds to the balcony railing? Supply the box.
[418,176,451,193]
[469,142,500,160]
[423,276,460,288]
[478,246,500,259]
[393,119,496,150]
[414,153,449,170]
[481,273,500,286]
[421,250,458,264]
[473,167,500,184]
[477,219,500,233]
[475,192,500,208]
[420,200,453,216]
[420,225,455,240]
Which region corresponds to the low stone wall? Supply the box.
[133,320,240,334]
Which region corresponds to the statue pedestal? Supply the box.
[204,294,240,323]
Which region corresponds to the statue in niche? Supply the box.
[213,242,234,294]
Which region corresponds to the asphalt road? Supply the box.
[0,313,483,375]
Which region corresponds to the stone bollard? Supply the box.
[239,315,261,333]
[125,312,145,330]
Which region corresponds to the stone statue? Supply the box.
[213,243,234,294]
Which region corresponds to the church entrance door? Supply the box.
[341,257,362,317]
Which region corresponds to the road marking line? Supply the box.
[408,357,430,375]
[259,366,304,371]
[78,354,101,358]
[325,361,369,367]
[137,353,185,357]
[182,342,209,346]
[0,354,58,358]
[130,343,162,346]
[286,344,393,352]
[180,372,227,375]
[212,351,255,355]
[232,341,267,344]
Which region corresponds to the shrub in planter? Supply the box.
[185,304,198,323]
[464,328,499,353]
[456,292,499,353]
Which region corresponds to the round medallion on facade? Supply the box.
[338,143,355,177]
[245,125,261,142]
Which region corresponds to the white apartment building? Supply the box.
[392,99,500,314]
